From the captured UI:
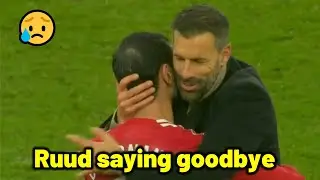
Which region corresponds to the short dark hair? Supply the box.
[172,4,229,50]
[112,32,172,91]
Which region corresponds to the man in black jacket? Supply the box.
[97,4,280,180]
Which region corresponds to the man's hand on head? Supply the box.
[116,73,155,122]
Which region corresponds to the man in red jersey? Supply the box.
[82,32,203,180]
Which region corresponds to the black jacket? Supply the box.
[100,57,280,180]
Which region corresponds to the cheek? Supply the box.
[44,24,54,36]
[199,64,214,76]
[47,24,54,31]
[189,63,215,81]
[21,23,30,31]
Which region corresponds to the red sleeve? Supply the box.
[232,166,305,180]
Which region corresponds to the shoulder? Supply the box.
[112,118,158,130]
[153,120,203,151]
[109,118,192,133]
[107,118,167,144]
[217,58,270,102]
[156,119,203,135]
[210,58,276,126]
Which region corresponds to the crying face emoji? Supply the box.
[19,10,55,46]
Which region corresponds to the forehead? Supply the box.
[172,31,217,58]
[23,12,52,22]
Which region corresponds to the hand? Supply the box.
[116,74,155,122]
[66,127,121,178]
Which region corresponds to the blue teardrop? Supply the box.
[21,29,30,42]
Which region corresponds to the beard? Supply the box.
[174,63,223,103]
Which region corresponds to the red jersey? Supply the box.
[234,165,305,180]
[85,118,203,180]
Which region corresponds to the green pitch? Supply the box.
[1,0,319,179]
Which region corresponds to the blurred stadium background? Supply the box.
[1,0,319,179]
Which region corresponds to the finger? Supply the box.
[120,87,155,110]
[118,81,153,105]
[66,134,94,148]
[91,128,119,146]
[126,95,155,113]
[90,128,121,151]
[117,74,139,92]
[126,80,153,98]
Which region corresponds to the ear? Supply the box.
[221,43,231,66]
[160,64,173,85]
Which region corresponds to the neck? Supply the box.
[201,64,227,100]
[132,94,173,123]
